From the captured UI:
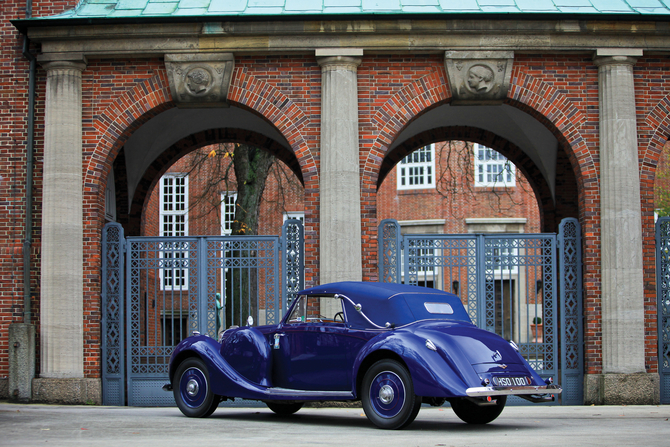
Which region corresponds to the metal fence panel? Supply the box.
[378,218,581,405]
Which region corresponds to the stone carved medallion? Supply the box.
[445,51,514,104]
[165,53,234,108]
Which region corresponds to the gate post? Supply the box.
[558,218,584,404]
[378,219,401,283]
[282,219,304,311]
[657,217,670,404]
[101,222,126,406]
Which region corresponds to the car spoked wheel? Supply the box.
[362,359,421,429]
[173,358,219,418]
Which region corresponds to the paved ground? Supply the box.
[1,402,669,447]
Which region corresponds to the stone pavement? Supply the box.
[0,402,669,447]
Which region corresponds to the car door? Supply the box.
[272,295,367,391]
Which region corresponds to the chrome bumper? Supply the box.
[466,384,562,398]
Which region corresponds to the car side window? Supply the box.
[287,295,344,324]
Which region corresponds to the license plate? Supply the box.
[492,376,529,387]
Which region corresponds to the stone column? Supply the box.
[316,49,363,284]
[38,55,87,379]
[590,49,658,404]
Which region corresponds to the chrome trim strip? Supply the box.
[466,384,562,397]
[266,387,354,398]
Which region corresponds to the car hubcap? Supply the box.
[186,379,199,397]
[369,371,406,419]
[179,367,207,408]
[379,385,394,404]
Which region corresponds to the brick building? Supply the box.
[2,0,670,406]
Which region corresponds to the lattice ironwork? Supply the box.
[657,217,670,404]
[379,219,402,283]
[283,219,304,310]
[102,223,126,406]
[559,218,583,405]
[378,219,567,404]
[121,230,296,406]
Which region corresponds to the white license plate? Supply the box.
[493,376,529,387]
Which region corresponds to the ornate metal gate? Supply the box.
[657,217,670,404]
[378,217,583,405]
[101,220,304,406]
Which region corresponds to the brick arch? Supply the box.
[126,128,303,235]
[363,69,595,202]
[644,96,670,176]
[84,68,318,234]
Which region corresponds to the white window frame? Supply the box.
[283,211,305,224]
[159,174,189,291]
[397,144,436,190]
[221,192,237,236]
[474,144,516,188]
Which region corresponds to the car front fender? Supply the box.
[169,335,269,400]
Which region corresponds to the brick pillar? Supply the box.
[38,55,87,379]
[316,49,363,284]
[585,49,659,404]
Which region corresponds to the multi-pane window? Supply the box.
[474,144,516,187]
[160,175,188,290]
[221,192,237,235]
[397,145,435,190]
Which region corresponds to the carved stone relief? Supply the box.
[165,53,234,108]
[444,51,514,104]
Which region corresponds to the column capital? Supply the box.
[316,49,363,71]
[594,49,642,67]
[38,53,87,72]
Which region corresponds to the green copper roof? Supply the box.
[30,0,670,20]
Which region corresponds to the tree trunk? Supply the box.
[226,144,274,327]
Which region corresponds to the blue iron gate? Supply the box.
[378,217,583,405]
[657,216,670,404]
[101,219,304,406]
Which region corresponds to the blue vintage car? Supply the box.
[165,282,561,429]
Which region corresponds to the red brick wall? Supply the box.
[2,3,670,383]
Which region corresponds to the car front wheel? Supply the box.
[450,395,507,424]
[173,357,219,418]
[361,359,422,429]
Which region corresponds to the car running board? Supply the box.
[265,387,354,400]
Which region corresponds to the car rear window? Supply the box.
[424,302,454,315]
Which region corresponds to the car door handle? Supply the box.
[273,333,285,349]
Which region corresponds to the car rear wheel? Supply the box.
[450,395,507,424]
[361,359,422,429]
[266,401,304,415]
[173,357,219,418]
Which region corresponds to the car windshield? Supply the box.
[287,295,344,324]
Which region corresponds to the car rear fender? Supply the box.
[352,330,476,399]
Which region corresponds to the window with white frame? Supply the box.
[397,145,435,190]
[474,144,516,187]
[221,192,237,235]
[160,175,188,290]
[283,212,305,224]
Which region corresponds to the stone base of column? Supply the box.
[584,373,659,405]
[32,378,101,405]
[8,323,36,402]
